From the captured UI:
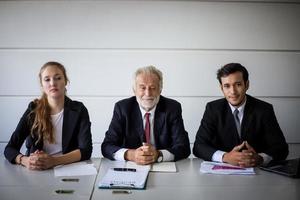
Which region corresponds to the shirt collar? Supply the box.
[228,96,247,114]
[139,104,157,118]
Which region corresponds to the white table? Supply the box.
[92,158,300,200]
[2,157,299,200]
[0,157,101,200]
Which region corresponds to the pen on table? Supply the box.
[61,178,79,182]
[113,168,136,172]
[55,189,74,194]
[112,190,132,194]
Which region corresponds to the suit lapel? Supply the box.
[131,100,145,144]
[62,97,78,152]
[153,98,165,148]
[241,95,255,140]
[224,103,241,145]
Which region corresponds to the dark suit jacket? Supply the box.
[101,96,191,161]
[193,95,288,161]
[4,96,93,164]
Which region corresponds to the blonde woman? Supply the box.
[4,62,92,170]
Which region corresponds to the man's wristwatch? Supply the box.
[157,151,163,163]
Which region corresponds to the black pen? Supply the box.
[113,168,136,172]
[61,178,79,182]
[55,189,74,194]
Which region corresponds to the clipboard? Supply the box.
[98,168,149,189]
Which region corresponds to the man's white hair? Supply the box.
[133,65,163,91]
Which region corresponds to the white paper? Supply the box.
[54,161,97,177]
[108,160,177,172]
[151,162,177,172]
[125,161,151,171]
[99,167,149,189]
[200,161,255,175]
[124,161,177,172]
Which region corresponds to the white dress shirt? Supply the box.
[113,105,174,162]
[211,99,272,165]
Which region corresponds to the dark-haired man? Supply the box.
[193,63,288,167]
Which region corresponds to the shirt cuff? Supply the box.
[112,148,128,161]
[259,153,273,166]
[212,150,226,163]
[160,150,174,162]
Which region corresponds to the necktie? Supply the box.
[234,109,241,137]
[144,113,151,143]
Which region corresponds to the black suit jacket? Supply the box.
[101,96,191,161]
[4,96,93,164]
[193,95,288,161]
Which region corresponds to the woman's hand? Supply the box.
[23,150,56,170]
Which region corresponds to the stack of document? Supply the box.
[200,161,255,175]
[98,167,149,189]
[54,161,98,177]
[125,161,177,172]
[151,162,177,172]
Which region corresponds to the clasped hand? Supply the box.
[125,143,159,165]
[223,141,263,167]
[23,150,55,170]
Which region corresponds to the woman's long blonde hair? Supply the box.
[30,62,69,144]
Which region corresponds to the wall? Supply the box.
[0,0,299,157]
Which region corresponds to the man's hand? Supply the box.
[125,143,159,165]
[239,142,263,167]
[223,141,263,167]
